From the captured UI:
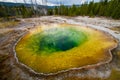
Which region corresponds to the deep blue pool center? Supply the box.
[28,27,87,54]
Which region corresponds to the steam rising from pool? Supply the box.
[28,28,87,54]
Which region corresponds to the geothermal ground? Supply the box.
[0,16,120,80]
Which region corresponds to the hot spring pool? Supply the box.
[15,24,117,74]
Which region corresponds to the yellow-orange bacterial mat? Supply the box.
[15,24,117,74]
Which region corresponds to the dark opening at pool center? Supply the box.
[27,27,87,55]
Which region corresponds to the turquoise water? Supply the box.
[27,27,87,54]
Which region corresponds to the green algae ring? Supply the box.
[15,24,117,74]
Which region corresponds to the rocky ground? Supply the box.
[0,16,120,80]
